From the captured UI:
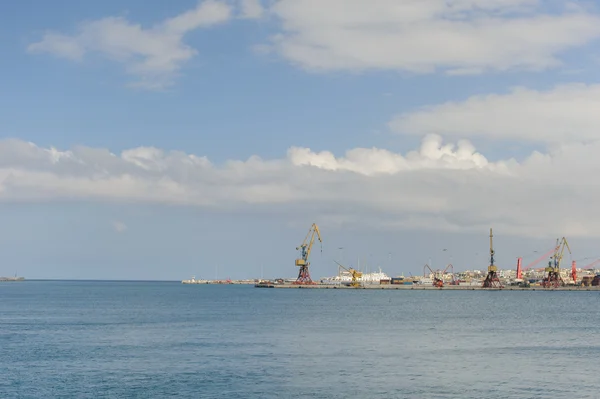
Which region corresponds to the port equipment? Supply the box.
[294,223,322,285]
[482,228,503,288]
[582,258,600,270]
[541,237,571,288]
[334,260,363,287]
[519,245,560,277]
[423,263,454,287]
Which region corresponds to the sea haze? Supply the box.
[1,281,599,398]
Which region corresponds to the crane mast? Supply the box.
[482,228,503,288]
[294,223,322,285]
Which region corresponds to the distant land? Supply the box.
[0,276,25,281]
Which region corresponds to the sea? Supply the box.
[1,281,599,398]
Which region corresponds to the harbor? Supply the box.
[253,224,600,290]
[254,282,600,290]
[182,223,600,291]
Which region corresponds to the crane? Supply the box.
[423,263,454,287]
[334,260,362,287]
[516,244,561,282]
[482,228,503,288]
[293,223,322,285]
[541,237,571,288]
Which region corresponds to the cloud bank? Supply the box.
[390,83,600,144]
[1,135,599,238]
[267,0,600,74]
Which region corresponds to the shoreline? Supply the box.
[255,283,600,291]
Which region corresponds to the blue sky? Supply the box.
[2,0,600,279]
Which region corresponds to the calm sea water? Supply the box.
[1,281,599,398]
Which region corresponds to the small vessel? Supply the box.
[181,276,209,284]
[0,273,24,282]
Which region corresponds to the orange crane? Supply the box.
[541,237,571,288]
[483,228,503,288]
[293,223,322,285]
[423,263,454,287]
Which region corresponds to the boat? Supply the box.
[0,275,24,282]
[181,276,209,284]
[322,267,391,285]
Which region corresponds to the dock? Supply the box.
[254,282,600,291]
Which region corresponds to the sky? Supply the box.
[2,0,600,280]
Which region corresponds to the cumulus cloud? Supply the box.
[265,0,600,74]
[27,0,232,89]
[390,83,600,144]
[1,135,600,238]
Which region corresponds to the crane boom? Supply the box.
[334,260,362,287]
[295,223,322,267]
[293,223,322,284]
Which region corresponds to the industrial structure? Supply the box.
[482,228,503,288]
[423,263,455,287]
[333,260,363,287]
[541,237,571,288]
[252,224,600,289]
[294,223,322,284]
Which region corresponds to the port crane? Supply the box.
[482,228,503,288]
[516,244,561,280]
[541,237,571,288]
[423,263,454,287]
[294,223,322,285]
[334,260,362,287]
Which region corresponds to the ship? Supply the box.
[322,267,391,284]
[181,276,209,284]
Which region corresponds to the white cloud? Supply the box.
[239,0,264,19]
[390,83,600,144]
[27,0,232,89]
[265,0,600,74]
[112,221,127,233]
[1,135,600,238]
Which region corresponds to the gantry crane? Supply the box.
[293,223,322,285]
[334,260,363,287]
[541,237,571,288]
[482,228,503,288]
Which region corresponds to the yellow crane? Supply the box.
[542,237,571,288]
[294,223,322,284]
[334,260,362,287]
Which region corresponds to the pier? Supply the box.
[255,282,600,291]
